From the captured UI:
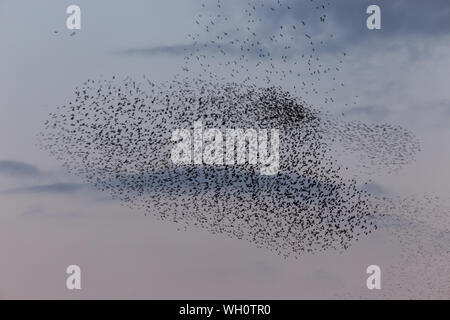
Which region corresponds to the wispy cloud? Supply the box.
[121,44,197,56]
[0,160,90,195]
[120,42,241,57]
[2,182,88,195]
[0,160,39,176]
[253,0,450,49]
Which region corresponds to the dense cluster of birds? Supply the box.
[39,0,450,297]
[38,77,420,256]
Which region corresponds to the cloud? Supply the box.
[130,0,450,58]
[2,182,87,195]
[282,0,450,51]
[121,44,196,56]
[0,160,93,196]
[250,1,450,46]
[101,167,338,195]
[120,42,241,57]
[0,160,39,176]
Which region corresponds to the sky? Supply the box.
[0,0,450,299]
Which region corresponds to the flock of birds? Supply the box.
[38,76,419,256]
[181,0,354,108]
[40,0,449,297]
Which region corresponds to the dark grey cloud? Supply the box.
[120,42,240,57]
[121,1,450,59]
[3,182,87,194]
[268,0,450,50]
[121,44,195,56]
[103,168,337,194]
[0,160,39,176]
